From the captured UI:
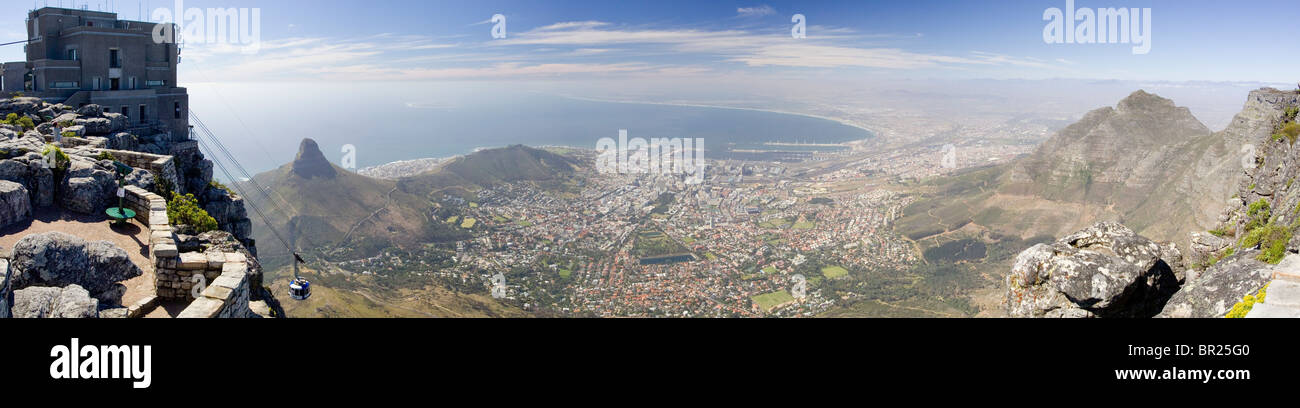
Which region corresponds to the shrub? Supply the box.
[1207,227,1233,238]
[95,151,116,162]
[61,131,78,139]
[1244,198,1271,232]
[1225,283,1269,318]
[1239,224,1290,264]
[2,113,35,131]
[1274,122,1300,144]
[40,144,70,171]
[166,192,218,233]
[209,180,232,194]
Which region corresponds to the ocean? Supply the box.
[186,82,874,178]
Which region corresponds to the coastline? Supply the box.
[553,94,879,139]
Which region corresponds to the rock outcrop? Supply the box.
[10,284,98,318]
[1157,251,1274,318]
[291,138,336,179]
[0,180,32,228]
[59,157,117,214]
[9,232,142,305]
[1005,222,1180,318]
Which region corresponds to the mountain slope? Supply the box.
[396,144,580,199]
[242,138,466,268]
[900,90,1261,245]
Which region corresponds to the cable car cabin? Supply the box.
[289,278,311,300]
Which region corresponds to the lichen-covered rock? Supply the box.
[1005,222,1181,318]
[10,284,98,318]
[1156,251,1276,318]
[1,258,12,318]
[9,231,142,305]
[0,180,32,228]
[59,157,116,214]
[77,117,113,135]
[75,104,103,117]
[0,97,44,117]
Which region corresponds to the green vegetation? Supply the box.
[166,192,219,233]
[61,131,78,139]
[58,120,75,128]
[40,144,70,171]
[792,220,816,230]
[1272,122,1300,144]
[762,265,778,275]
[460,217,477,229]
[1225,199,1292,265]
[94,151,116,162]
[821,265,849,279]
[208,180,232,194]
[2,113,35,131]
[632,228,689,258]
[1225,283,1269,318]
[1207,226,1233,238]
[751,290,796,311]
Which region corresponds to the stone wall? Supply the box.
[156,250,248,301]
[100,149,180,194]
[176,261,251,318]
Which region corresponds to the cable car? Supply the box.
[289,277,311,300]
[288,252,311,300]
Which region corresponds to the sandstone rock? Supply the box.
[1157,251,1276,318]
[77,117,113,135]
[10,232,143,305]
[1005,222,1181,318]
[0,97,44,117]
[60,125,86,138]
[1,258,11,319]
[103,113,127,133]
[75,104,103,117]
[0,180,32,228]
[59,158,116,214]
[10,284,98,318]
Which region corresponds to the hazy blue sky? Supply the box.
[2,0,1296,84]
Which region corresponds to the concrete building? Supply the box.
[1,7,188,140]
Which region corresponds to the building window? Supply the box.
[67,48,77,61]
[50,81,78,89]
[121,106,129,119]
[109,49,121,69]
[139,105,147,122]
[174,102,182,119]
[92,77,100,90]
[129,77,136,90]
[147,80,165,87]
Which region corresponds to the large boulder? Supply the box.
[0,180,32,228]
[75,104,103,117]
[10,284,98,318]
[1156,251,1276,318]
[0,97,44,117]
[0,155,55,208]
[9,231,142,305]
[59,157,116,214]
[1,258,11,319]
[1005,222,1181,318]
[77,118,113,136]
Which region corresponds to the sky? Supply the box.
[2,0,1297,85]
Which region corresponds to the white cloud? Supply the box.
[736,5,777,18]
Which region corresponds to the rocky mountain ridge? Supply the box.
[1005,87,1300,318]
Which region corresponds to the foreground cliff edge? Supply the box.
[1004,87,1300,318]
